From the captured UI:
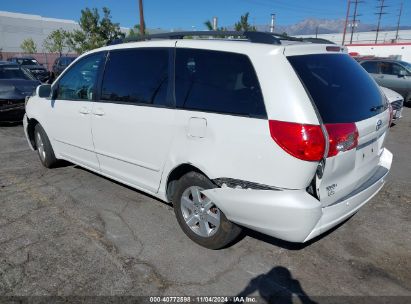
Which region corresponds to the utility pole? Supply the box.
[342,0,351,45]
[138,0,145,36]
[350,0,362,44]
[270,14,276,33]
[375,0,388,44]
[395,2,403,41]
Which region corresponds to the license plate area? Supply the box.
[356,138,379,165]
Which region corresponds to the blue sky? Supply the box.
[1,0,410,30]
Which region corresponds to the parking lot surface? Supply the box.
[0,109,410,301]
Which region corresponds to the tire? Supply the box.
[172,172,242,249]
[34,124,57,168]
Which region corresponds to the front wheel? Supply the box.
[172,172,242,249]
[34,124,57,168]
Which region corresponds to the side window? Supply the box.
[56,52,105,101]
[175,48,266,118]
[392,63,406,76]
[361,61,379,74]
[101,48,170,106]
[380,62,395,75]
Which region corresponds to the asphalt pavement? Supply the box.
[0,109,410,302]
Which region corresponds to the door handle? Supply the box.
[93,108,105,116]
[79,107,91,114]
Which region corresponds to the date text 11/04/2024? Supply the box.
[149,296,257,303]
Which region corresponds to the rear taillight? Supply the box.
[269,120,359,161]
[325,123,359,157]
[268,120,325,161]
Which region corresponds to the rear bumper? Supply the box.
[202,148,393,243]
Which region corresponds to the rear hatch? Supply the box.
[287,52,390,206]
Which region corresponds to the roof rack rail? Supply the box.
[110,31,305,46]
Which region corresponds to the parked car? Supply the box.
[380,86,404,122]
[23,31,393,249]
[50,56,77,81]
[358,58,411,105]
[0,61,39,122]
[7,56,49,83]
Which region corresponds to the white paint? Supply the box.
[24,38,393,243]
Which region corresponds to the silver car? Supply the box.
[359,59,411,105]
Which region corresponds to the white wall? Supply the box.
[0,11,129,53]
[299,29,411,45]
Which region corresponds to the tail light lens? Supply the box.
[325,123,359,157]
[269,120,359,161]
[269,120,325,161]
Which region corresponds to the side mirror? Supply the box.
[36,84,52,98]
[398,70,407,78]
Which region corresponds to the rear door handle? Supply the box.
[79,107,91,115]
[93,108,105,116]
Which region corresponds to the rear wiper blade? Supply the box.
[370,105,384,112]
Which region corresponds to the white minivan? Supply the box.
[24,32,393,249]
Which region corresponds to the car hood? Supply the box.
[380,86,403,103]
[0,79,40,100]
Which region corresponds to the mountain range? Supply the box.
[254,18,411,35]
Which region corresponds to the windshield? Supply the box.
[400,61,411,71]
[288,54,386,124]
[0,66,32,80]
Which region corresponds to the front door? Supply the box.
[48,52,106,171]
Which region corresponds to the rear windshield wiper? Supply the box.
[370,105,385,112]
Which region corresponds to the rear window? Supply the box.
[0,66,32,80]
[288,54,385,124]
[175,48,266,118]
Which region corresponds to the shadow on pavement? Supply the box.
[232,266,317,304]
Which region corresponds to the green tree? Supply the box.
[20,38,37,54]
[203,19,226,31]
[204,20,213,30]
[234,12,256,31]
[67,7,125,54]
[43,29,71,56]
[127,23,147,40]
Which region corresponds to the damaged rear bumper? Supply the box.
[202,148,393,243]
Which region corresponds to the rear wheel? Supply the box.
[172,172,242,249]
[34,124,57,168]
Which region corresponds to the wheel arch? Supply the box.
[165,163,216,204]
[27,117,40,149]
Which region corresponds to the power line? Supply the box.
[375,0,389,44]
[395,1,403,41]
[342,0,351,45]
[350,0,363,44]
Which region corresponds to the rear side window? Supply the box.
[175,48,266,118]
[101,48,170,106]
[361,61,380,74]
[288,54,385,124]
